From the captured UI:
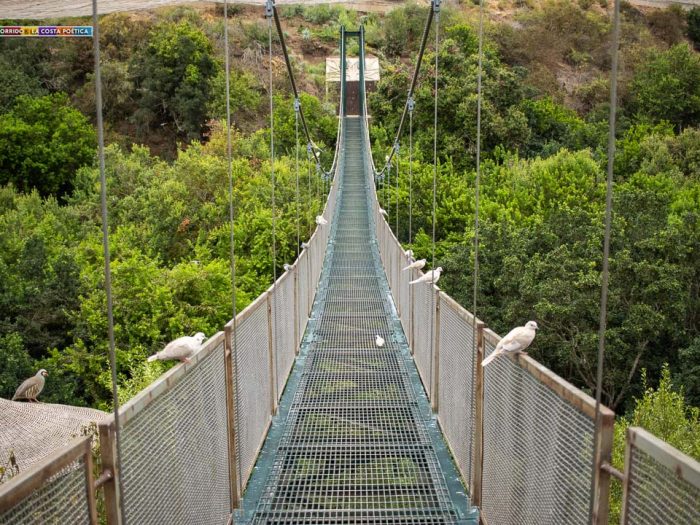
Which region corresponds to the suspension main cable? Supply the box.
[382,1,439,173]
[590,0,621,521]
[269,1,321,168]
[469,0,485,490]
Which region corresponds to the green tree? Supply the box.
[0,333,33,400]
[631,44,700,130]
[131,21,220,140]
[609,366,700,521]
[688,7,700,50]
[0,93,96,197]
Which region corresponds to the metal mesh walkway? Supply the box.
[238,118,473,524]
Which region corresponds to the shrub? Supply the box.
[0,93,96,197]
[688,7,700,50]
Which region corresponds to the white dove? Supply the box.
[481,321,539,367]
[301,242,309,249]
[147,333,206,363]
[375,334,385,347]
[403,259,426,271]
[316,215,328,226]
[409,267,442,285]
[283,263,292,271]
[380,208,389,217]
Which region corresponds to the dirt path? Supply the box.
[0,0,408,20]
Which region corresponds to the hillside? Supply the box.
[0,0,698,428]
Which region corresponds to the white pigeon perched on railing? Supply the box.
[147,333,206,364]
[283,263,292,271]
[301,242,309,249]
[482,321,539,367]
[409,267,442,285]
[380,208,388,217]
[375,334,385,347]
[316,215,328,226]
[12,369,48,402]
[403,259,426,271]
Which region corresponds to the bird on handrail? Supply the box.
[12,369,48,402]
[147,333,206,364]
[316,215,328,226]
[409,267,442,285]
[301,242,309,249]
[284,263,292,272]
[403,259,426,271]
[482,321,538,367]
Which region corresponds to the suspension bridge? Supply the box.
[2,1,700,524]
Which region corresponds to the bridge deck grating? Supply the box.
[239,118,471,524]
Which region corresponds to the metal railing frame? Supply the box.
[0,436,97,524]
[620,427,700,525]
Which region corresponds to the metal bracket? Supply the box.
[394,141,400,155]
[407,96,415,114]
[265,0,274,18]
[293,97,300,113]
[433,0,441,13]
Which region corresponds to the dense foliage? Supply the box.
[0,93,95,197]
[0,0,698,449]
[0,127,326,408]
[368,2,700,414]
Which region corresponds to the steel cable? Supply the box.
[91,2,126,521]
[590,0,621,521]
[469,0,485,492]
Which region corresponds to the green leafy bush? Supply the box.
[130,20,220,140]
[0,93,95,197]
[688,7,700,50]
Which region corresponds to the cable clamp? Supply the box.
[307,143,313,154]
[407,96,415,114]
[433,0,441,13]
[294,97,301,112]
[394,141,400,154]
[265,0,274,18]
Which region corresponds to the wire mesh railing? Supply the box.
[99,332,231,525]
[621,427,700,524]
[359,35,618,522]
[0,437,96,525]
[481,328,615,525]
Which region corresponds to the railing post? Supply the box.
[98,420,122,525]
[619,428,634,525]
[471,320,485,507]
[592,410,615,525]
[431,289,441,412]
[223,322,240,510]
[83,438,98,525]
[266,292,278,414]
